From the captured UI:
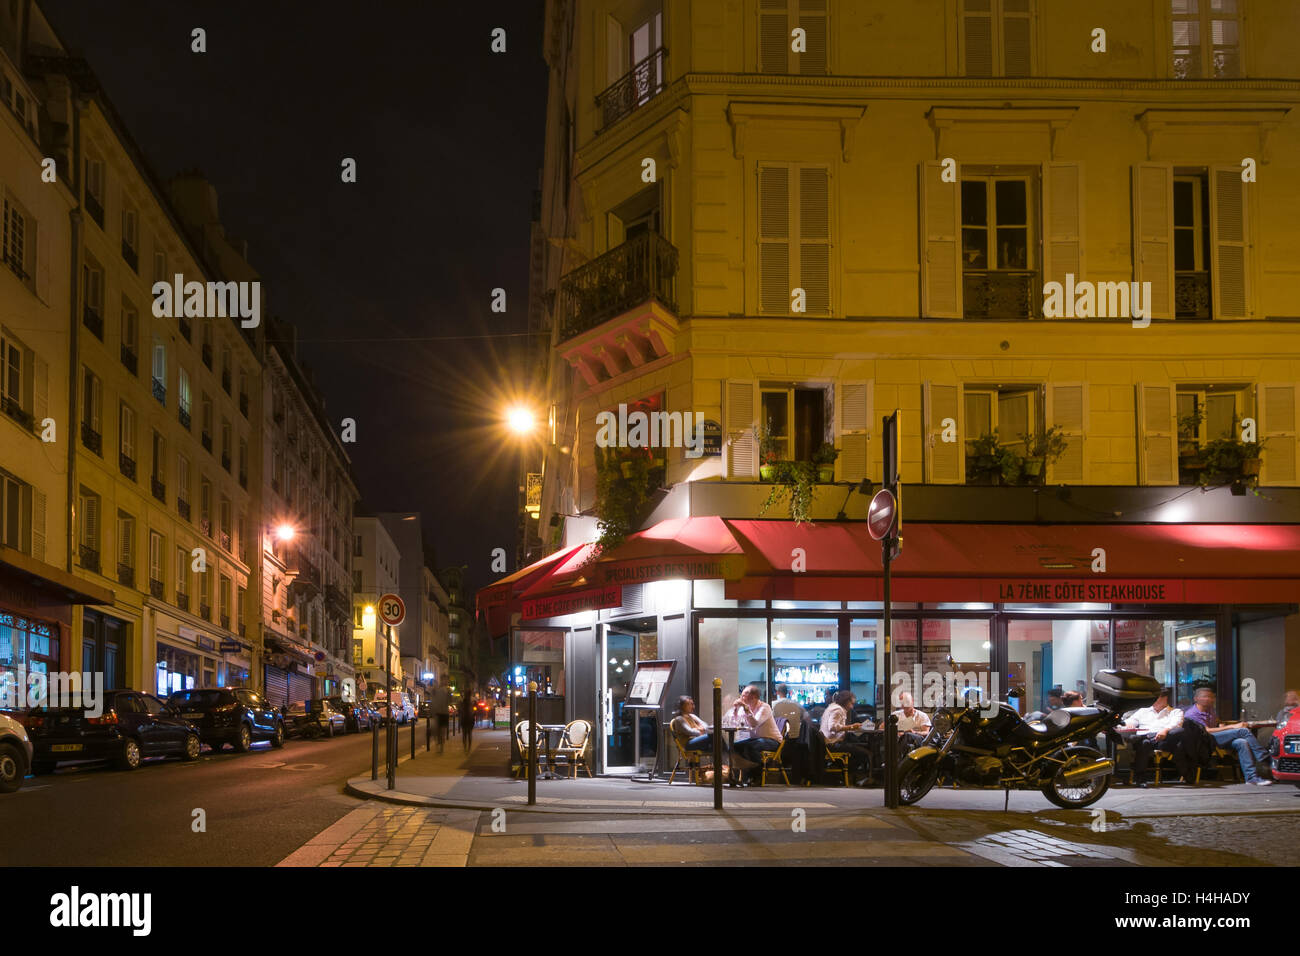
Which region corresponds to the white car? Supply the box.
[372,691,414,724]
[0,712,33,793]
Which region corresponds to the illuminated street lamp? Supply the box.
[275,523,296,543]
[506,404,537,436]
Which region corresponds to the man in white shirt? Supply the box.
[730,685,781,784]
[892,692,931,753]
[771,683,803,738]
[1122,689,1185,782]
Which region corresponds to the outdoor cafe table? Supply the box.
[535,723,566,780]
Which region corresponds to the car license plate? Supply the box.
[1286,740,1300,755]
[183,713,203,720]
[50,744,83,753]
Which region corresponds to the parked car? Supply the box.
[28,690,201,773]
[0,711,33,792]
[167,687,284,752]
[372,690,413,724]
[285,699,347,738]
[329,696,373,733]
[1270,708,1300,786]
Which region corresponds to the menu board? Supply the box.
[626,659,676,709]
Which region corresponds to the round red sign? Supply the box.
[867,488,897,541]
[378,593,406,627]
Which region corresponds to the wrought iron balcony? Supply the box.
[118,452,136,480]
[200,517,211,537]
[151,477,166,502]
[177,498,190,520]
[962,270,1037,320]
[220,614,230,631]
[176,592,189,612]
[79,545,100,574]
[222,369,231,394]
[179,317,192,342]
[81,422,102,454]
[199,602,211,621]
[220,531,231,551]
[121,240,138,272]
[117,563,134,587]
[150,578,164,599]
[1176,271,1211,319]
[152,377,166,405]
[179,406,190,429]
[238,622,246,638]
[85,192,104,227]
[83,305,103,340]
[239,393,249,418]
[596,47,667,133]
[558,230,678,342]
[120,345,137,375]
[1,394,34,431]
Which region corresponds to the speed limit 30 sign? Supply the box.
[378,593,406,627]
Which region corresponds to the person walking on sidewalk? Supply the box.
[459,692,476,752]
[427,679,451,755]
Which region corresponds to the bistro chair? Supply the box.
[669,731,711,785]
[758,729,791,786]
[553,719,594,778]
[513,720,550,779]
[819,731,853,787]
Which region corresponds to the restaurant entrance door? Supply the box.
[600,617,658,774]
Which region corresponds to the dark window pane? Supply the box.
[962,228,987,269]
[1173,180,1194,227]
[1174,229,1196,270]
[995,180,1027,224]
[996,228,1028,269]
[961,181,986,226]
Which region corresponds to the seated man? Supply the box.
[1121,688,1185,784]
[892,691,931,754]
[771,683,804,738]
[729,685,781,784]
[821,690,874,787]
[1061,690,1085,707]
[1183,687,1272,786]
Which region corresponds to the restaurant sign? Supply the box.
[522,585,622,621]
[995,579,1182,602]
[594,554,746,586]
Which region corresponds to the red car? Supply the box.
[1271,709,1300,785]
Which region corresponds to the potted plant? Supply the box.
[1176,409,1204,460]
[965,433,1020,485]
[593,445,663,552]
[812,442,839,482]
[1018,425,1069,484]
[761,460,817,523]
[757,423,782,482]
[1199,434,1267,491]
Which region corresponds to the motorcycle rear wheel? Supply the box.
[1041,747,1110,809]
[898,755,939,805]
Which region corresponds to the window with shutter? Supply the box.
[118,512,134,570]
[757,163,831,315]
[1043,163,1083,299]
[1137,384,1178,485]
[921,161,961,318]
[31,488,45,562]
[960,174,1036,318]
[1133,164,1175,321]
[119,402,135,459]
[1171,0,1241,78]
[33,355,47,425]
[836,381,871,481]
[924,382,963,483]
[2,194,34,286]
[1047,384,1086,483]
[1259,384,1298,486]
[175,546,188,596]
[1209,166,1249,319]
[80,491,99,551]
[759,0,828,75]
[960,0,1032,77]
[150,531,164,583]
[726,379,758,478]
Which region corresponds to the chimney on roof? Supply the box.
[168,171,222,235]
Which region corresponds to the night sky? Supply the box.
[41,0,549,591]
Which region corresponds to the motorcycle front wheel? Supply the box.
[898,754,940,805]
[1041,747,1110,809]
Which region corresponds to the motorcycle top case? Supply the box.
[1091,669,1161,710]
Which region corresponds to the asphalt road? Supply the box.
[0,724,430,866]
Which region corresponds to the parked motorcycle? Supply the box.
[898,666,1161,809]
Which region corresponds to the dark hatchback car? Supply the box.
[328,696,374,733]
[167,687,285,752]
[28,690,201,772]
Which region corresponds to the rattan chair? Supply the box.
[513,720,550,778]
[552,719,594,778]
[670,731,712,784]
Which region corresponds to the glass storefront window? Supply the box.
[887,618,991,712]
[771,618,839,708]
[156,643,199,696]
[227,665,249,687]
[697,617,767,709]
[1,612,59,706]
[1008,619,1107,715]
[514,629,566,696]
[1170,620,1216,710]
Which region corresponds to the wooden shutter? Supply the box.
[1210,166,1249,319]
[121,404,134,458]
[36,214,51,302]
[118,514,133,568]
[726,379,758,478]
[1132,164,1174,321]
[1258,383,1298,485]
[82,493,98,550]
[759,0,788,73]
[962,0,994,76]
[1043,163,1083,304]
[924,382,963,483]
[1047,383,1087,482]
[798,166,830,314]
[30,489,45,562]
[758,164,790,314]
[921,161,962,318]
[1001,0,1032,76]
[1136,384,1177,485]
[150,532,164,582]
[797,0,828,75]
[836,381,872,481]
[33,355,47,424]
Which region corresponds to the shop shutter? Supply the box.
[1043,163,1083,304]
[836,380,872,481]
[1132,164,1174,320]
[726,379,758,478]
[31,489,45,562]
[962,0,994,76]
[758,164,790,314]
[1136,384,1177,485]
[288,670,314,708]
[924,382,963,483]
[263,665,289,708]
[758,0,788,74]
[920,161,962,318]
[798,166,831,314]
[1258,383,1298,485]
[797,0,829,75]
[1210,166,1249,319]
[1047,383,1087,483]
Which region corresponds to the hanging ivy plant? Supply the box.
[760,460,818,524]
[592,445,664,554]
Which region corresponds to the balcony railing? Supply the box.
[596,47,667,133]
[176,592,189,612]
[179,317,192,342]
[962,270,1037,320]
[558,230,678,341]
[238,393,249,418]
[151,477,166,502]
[85,192,104,227]
[177,498,190,520]
[152,378,166,406]
[179,406,191,429]
[83,305,103,340]
[117,563,134,587]
[199,602,211,621]
[220,531,231,552]
[149,578,164,600]
[119,452,136,480]
[120,345,138,375]
[1176,271,1211,319]
[220,614,230,631]
[81,422,102,454]
[222,370,231,394]
[200,517,211,537]
[79,545,100,574]
[238,622,246,638]
[1,394,34,431]
[122,240,138,272]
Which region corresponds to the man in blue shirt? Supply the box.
[1183,687,1272,786]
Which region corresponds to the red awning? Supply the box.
[724,521,1300,604]
[477,544,588,635]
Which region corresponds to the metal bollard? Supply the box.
[527,682,538,806]
[371,720,379,781]
[425,715,431,752]
[712,678,723,811]
[387,717,396,790]
[410,714,416,758]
